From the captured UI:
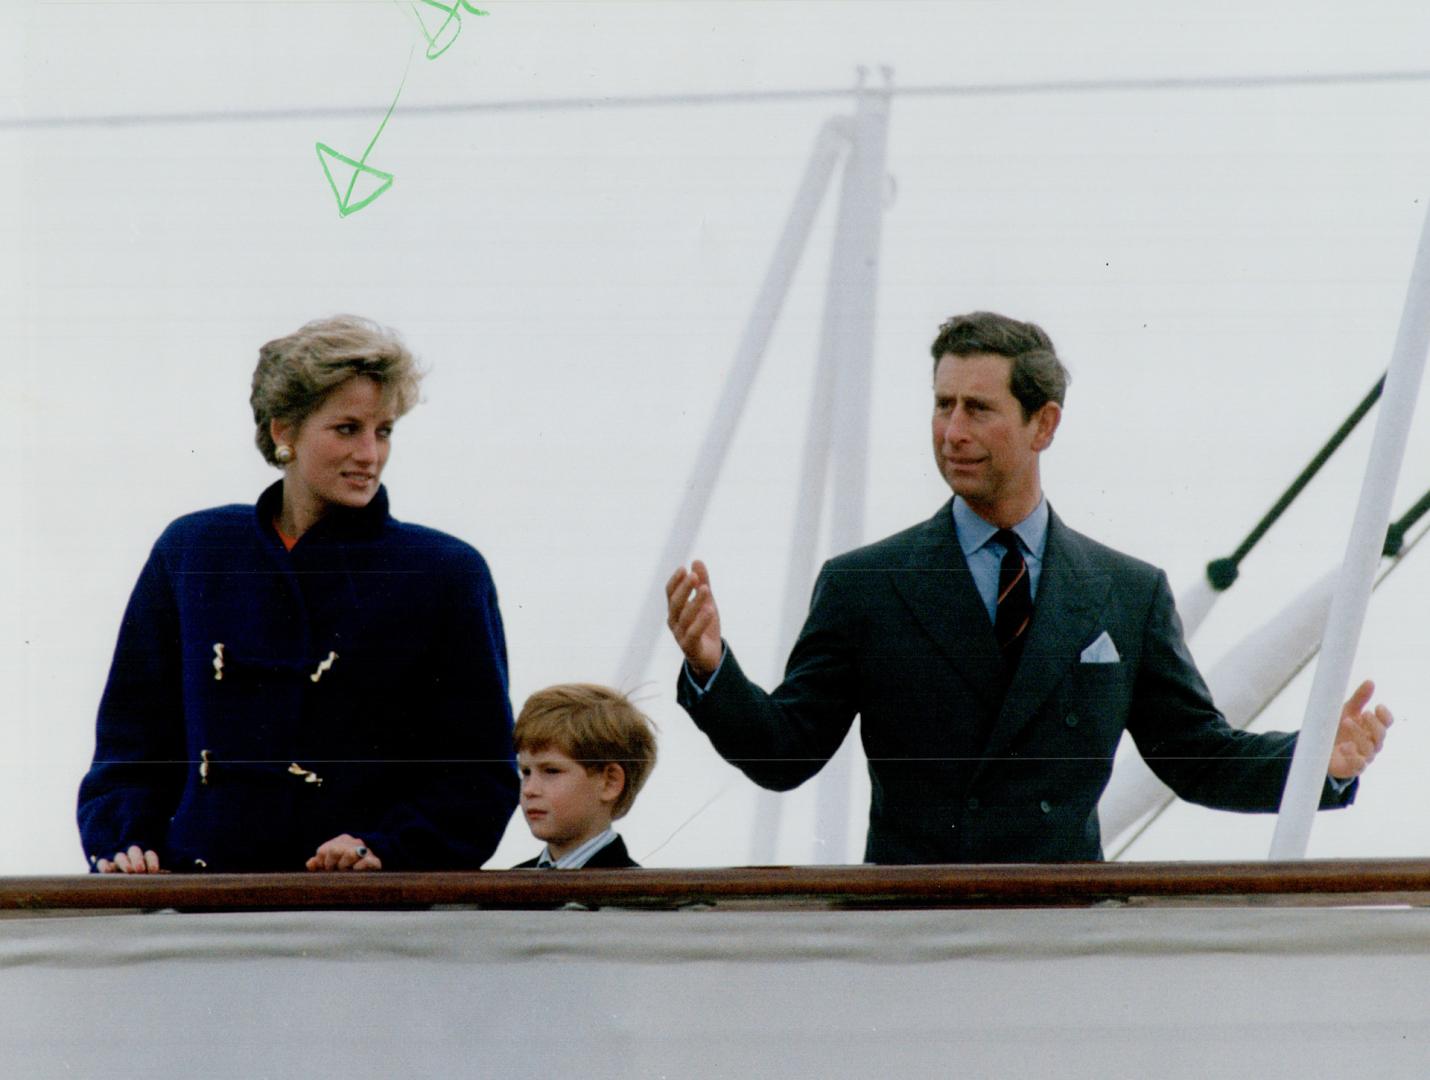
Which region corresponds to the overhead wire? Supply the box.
[8,68,1430,130]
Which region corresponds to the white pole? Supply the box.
[811,73,892,864]
[747,321,839,865]
[1174,575,1219,641]
[1268,210,1430,860]
[614,117,851,690]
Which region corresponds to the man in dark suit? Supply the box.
[665,311,1392,863]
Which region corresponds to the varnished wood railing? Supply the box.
[6,859,1430,912]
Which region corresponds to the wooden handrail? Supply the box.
[6,859,1430,912]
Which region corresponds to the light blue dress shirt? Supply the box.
[952,496,1049,623]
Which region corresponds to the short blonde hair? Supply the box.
[514,684,658,820]
[250,315,423,466]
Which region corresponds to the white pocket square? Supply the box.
[1080,630,1120,664]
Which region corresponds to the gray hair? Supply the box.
[250,315,423,466]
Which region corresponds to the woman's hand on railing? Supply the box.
[305,834,382,872]
[96,845,163,873]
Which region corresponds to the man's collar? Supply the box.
[952,496,1049,559]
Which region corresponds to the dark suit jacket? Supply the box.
[677,500,1353,864]
[513,834,639,869]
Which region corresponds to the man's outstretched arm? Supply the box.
[666,560,861,791]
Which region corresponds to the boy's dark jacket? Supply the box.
[77,481,518,872]
[513,835,639,868]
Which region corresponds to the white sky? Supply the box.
[3,0,1429,873]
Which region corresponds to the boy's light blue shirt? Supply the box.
[535,827,619,869]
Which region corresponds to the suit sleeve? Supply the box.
[676,562,862,791]
[1126,569,1354,812]
[76,542,189,868]
[358,549,519,870]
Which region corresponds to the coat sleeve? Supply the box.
[358,547,518,870]
[1126,569,1354,812]
[676,562,863,791]
[76,541,189,868]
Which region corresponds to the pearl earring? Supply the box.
[275,444,294,464]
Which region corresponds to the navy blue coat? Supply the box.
[78,482,519,872]
[678,501,1353,864]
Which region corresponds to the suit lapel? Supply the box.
[888,500,1004,712]
[979,510,1111,764]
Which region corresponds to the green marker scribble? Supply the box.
[315,47,414,218]
[314,1,489,218]
[409,0,488,61]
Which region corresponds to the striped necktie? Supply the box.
[993,528,1033,676]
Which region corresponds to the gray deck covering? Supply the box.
[4,906,1429,1078]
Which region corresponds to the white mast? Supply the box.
[808,70,892,863]
[612,116,851,692]
[1268,205,1430,859]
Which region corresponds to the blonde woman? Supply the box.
[78,316,517,873]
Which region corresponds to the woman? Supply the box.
[77,316,518,872]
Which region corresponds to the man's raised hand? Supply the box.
[1329,678,1394,780]
[666,560,723,681]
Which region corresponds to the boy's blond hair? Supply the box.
[514,684,658,820]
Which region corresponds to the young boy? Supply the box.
[512,684,657,869]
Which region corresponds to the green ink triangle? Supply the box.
[413,1,463,59]
[410,1,487,60]
[315,143,395,217]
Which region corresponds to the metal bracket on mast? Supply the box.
[614,69,893,867]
